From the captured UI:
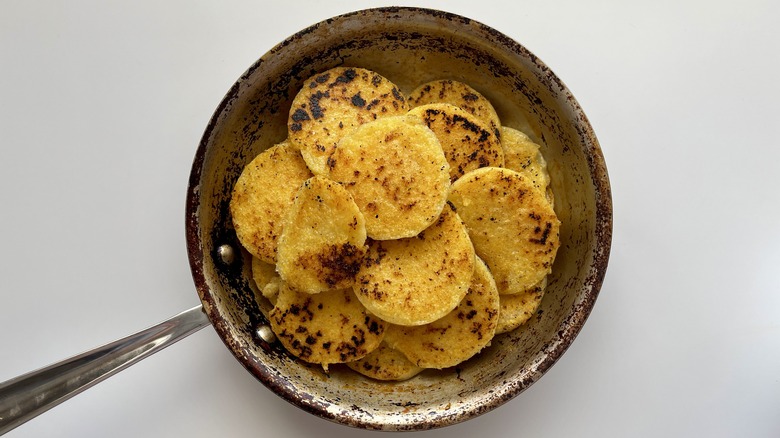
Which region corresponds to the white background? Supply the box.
[2,1,779,437]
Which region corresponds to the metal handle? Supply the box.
[0,305,210,435]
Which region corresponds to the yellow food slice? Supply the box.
[269,283,386,368]
[383,256,500,369]
[326,115,450,240]
[495,277,547,334]
[448,167,560,295]
[230,140,312,263]
[276,176,367,293]
[408,103,504,182]
[346,342,424,381]
[501,126,553,206]
[408,79,502,140]
[251,257,281,305]
[288,67,408,175]
[354,203,475,326]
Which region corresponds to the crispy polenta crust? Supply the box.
[354,203,475,326]
[288,67,408,175]
[346,342,424,381]
[384,256,499,369]
[495,277,547,334]
[448,167,560,295]
[276,176,367,293]
[270,283,386,368]
[326,115,450,240]
[408,79,502,140]
[501,126,553,206]
[230,141,312,263]
[408,103,504,182]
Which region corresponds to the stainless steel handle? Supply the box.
[0,305,210,435]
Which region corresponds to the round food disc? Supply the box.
[448,167,560,295]
[354,203,475,326]
[326,115,450,240]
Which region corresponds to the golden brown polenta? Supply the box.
[326,115,450,240]
[276,176,367,293]
[448,167,560,295]
[288,67,408,175]
[354,203,475,326]
[346,342,424,381]
[269,283,386,369]
[501,126,553,206]
[408,103,504,182]
[251,256,281,304]
[495,277,547,334]
[232,71,562,382]
[230,141,312,263]
[383,256,499,369]
[408,79,502,140]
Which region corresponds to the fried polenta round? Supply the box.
[276,176,367,293]
[251,257,281,304]
[408,79,502,140]
[269,283,386,368]
[354,203,475,326]
[501,126,553,205]
[288,67,408,175]
[346,342,424,381]
[383,256,499,369]
[230,141,312,263]
[326,115,450,240]
[448,167,560,295]
[408,103,504,182]
[495,277,547,334]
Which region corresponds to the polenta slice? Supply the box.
[346,342,424,381]
[276,176,367,293]
[326,115,450,240]
[501,126,553,206]
[230,140,312,263]
[383,256,499,369]
[448,167,560,295]
[354,203,475,326]
[408,103,504,182]
[251,256,281,305]
[408,79,502,140]
[495,277,547,334]
[288,67,408,175]
[269,283,385,368]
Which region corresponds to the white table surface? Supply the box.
[2,1,779,437]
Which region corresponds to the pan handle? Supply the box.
[0,305,210,435]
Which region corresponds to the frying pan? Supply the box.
[0,7,612,433]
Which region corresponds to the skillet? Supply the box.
[0,7,612,433]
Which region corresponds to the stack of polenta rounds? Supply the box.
[230,67,560,381]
